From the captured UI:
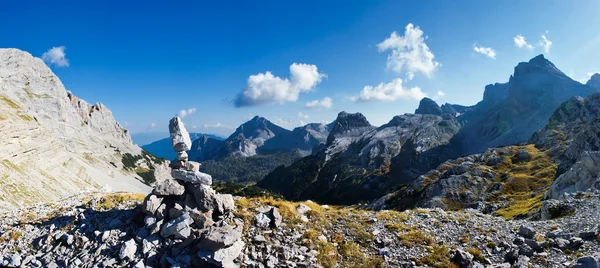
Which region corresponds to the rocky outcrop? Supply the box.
[0,48,164,208]
[530,92,600,198]
[414,97,442,116]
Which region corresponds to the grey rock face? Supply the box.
[142,195,163,215]
[154,179,185,196]
[171,169,212,185]
[169,116,192,152]
[160,213,193,239]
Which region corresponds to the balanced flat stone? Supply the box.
[169,116,192,152]
[171,169,212,185]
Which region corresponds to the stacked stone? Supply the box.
[138,116,245,267]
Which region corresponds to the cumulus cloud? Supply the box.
[203,122,233,129]
[473,44,496,59]
[406,72,415,80]
[275,117,292,126]
[41,46,69,67]
[432,90,445,100]
[540,34,552,53]
[178,108,197,118]
[351,78,427,102]
[297,112,309,119]
[377,23,440,78]
[514,35,533,49]
[299,120,306,126]
[305,97,333,109]
[234,63,326,107]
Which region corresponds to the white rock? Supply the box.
[119,239,137,261]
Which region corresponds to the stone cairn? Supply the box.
[139,116,244,267]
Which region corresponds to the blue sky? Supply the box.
[2,0,600,139]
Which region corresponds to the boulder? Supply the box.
[573,256,598,268]
[172,169,212,185]
[296,204,312,214]
[154,179,185,196]
[452,249,473,268]
[197,224,243,251]
[198,240,245,268]
[518,225,536,239]
[189,209,214,230]
[160,213,193,239]
[142,195,163,215]
[169,116,192,152]
[254,213,271,228]
[215,193,235,215]
[119,239,137,261]
[269,207,282,228]
[540,199,575,220]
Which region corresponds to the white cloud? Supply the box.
[540,34,552,53]
[514,35,533,49]
[150,122,156,128]
[351,78,427,102]
[299,120,306,126]
[41,46,69,67]
[406,72,415,80]
[588,72,599,77]
[203,122,233,129]
[305,97,333,109]
[234,63,326,107]
[275,117,292,126]
[432,90,445,100]
[473,44,496,59]
[177,108,197,118]
[297,112,309,119]
[377,23,440,78]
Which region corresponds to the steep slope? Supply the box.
[141,133,223,160]
[530,92,600,198]
[452,55,596,155]
[0,48,164,208]
[258,107,461,204]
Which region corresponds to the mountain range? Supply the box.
[257,55,600,205]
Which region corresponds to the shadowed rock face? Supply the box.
[450,54,596,155]
[415,97,442,116]
[0,48,163,208]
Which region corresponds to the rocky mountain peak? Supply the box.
[414,97,442,115]
[587,73,600,89]
[327,111,373,143]
[513,54,564,77]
